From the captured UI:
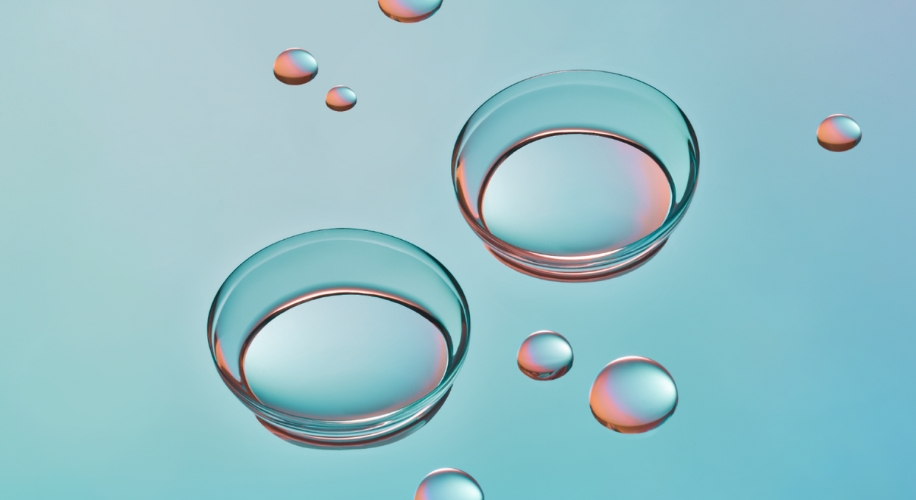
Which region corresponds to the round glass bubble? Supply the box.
[273,48,318,85]
[326,86,357,112]
[452,71,700,282]
[517,330,573,380]
[589,356,678,434]
[379,0,442,23]
[817,114,861,152]
[415,468,484,500]
[207,229,470,449]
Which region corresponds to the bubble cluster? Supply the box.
[379,0,443,23]
[326,86,358,112]
[273,48,318,85]
[817,114,861,152]
[415,469,484,500]
[252,5,703,494]
[589,356,678,434]
[516,331,573,380]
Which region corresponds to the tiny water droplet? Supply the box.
[379,0,442,23]
[517,330,573,380]
[589,356,677,434]
[817,114,861,152]
[326,86,357,112]
[273,48,318,85]
[415,469,484,500]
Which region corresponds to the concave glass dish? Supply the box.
[452,70,700,281]
[207,229,470,449]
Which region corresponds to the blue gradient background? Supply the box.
[1,1,914,498]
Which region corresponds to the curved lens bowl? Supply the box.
[207,229,470,449]
[452,70,700,281]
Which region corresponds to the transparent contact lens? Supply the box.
[273,48,318,85]
[516,330,573,381]
[415,468,484,500]
[453,71,699,281]
[244,294,447,420]
[589,356,678,434]
[817,114,861,152]
[326,86,357,112]
[379,0,443,23]
[208,229,470,449]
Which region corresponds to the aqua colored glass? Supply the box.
[207,229,470,449]
[452,70,700,281]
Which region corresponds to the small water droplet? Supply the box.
[517,330,573,380]
[453,71,699,281]
[415,469,484,500]
[273,48,318,85]
[817,114,861,152]
[326,86,357,112]
[208,229,470,449]
[589,356,677,434]
[379,0,442,23]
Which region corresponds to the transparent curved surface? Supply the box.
[326,86,357,112]
[516,330,573,381]
[208,229,470,449]
[273,48,318,86]
[453,70,699,281]
[589,356,678,434]
[415,468,484,500]
[379,0,442,23]
[817,114,861,152]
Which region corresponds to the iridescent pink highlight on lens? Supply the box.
[817,114,861,152]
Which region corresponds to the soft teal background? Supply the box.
[1,0,914,498]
